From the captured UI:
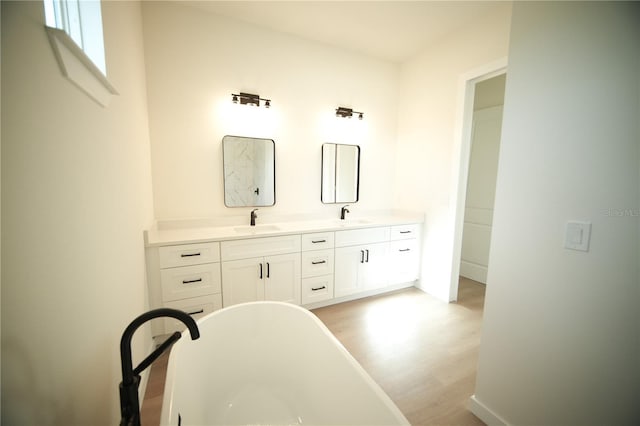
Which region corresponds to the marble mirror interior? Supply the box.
[321,143,360,204]
[222,135,275,207]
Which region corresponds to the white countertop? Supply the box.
[144,213,424,247]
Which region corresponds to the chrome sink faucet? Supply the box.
[250,208,259,226]
[340,205,350,220]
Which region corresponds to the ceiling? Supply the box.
[182,1,506,63]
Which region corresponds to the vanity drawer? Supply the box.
[390,224,420,240]
[301,249,334,278]
[163,294,222,334]
[302,275,334,305]
[301,232,334,251]
[221,235,301,261]
[159,242,220,268]
[335,226,390,247]
[160,263,221,302]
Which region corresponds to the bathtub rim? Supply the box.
[159,301,409,425]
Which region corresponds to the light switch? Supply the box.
[565,221,591,252]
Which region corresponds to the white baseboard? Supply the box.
[460,261,487,283]
[469,395,509,426]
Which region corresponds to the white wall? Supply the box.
[471,2,640,424]
[141,2,399,223]
[394,3,512,300]
[1,1,154,423]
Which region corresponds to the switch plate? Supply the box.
[565,221,591,252]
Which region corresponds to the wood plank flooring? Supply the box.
[141,277,486,425]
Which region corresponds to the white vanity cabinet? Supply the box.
[388,224,421,284]
[150,242,223,335]
[301,232,335,305]
[334,227,390,298]
[145,217,423,333]
[221,235,301,307]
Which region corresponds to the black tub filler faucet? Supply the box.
[119,308,200,426]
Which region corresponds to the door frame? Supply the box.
[448,58,507,301]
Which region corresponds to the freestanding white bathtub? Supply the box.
[160,301,409,425]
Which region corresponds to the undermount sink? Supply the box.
[234,224,281,233]
[332,219,371,226]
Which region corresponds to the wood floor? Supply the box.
[141,277,486,425]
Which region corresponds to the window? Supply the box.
[44,0,117,106]
[44,0,106,75]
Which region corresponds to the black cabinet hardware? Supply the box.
[311,285,327,291]
[186,309,204,316]
[182,278,203,284]
[312,239,326,243]
[311,260,327,265]
[180,252,201,258]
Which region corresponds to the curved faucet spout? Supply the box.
[119,308,200,426]
[341,205,350,220]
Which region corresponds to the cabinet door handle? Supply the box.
[311,285,326,291]
[186,309,204,316]
[180,252,201,258]
[311,260,327,265]
[259,263,263,279]
[312,239,326,243]
[400,230,412,234]
[365,249,369,263]
[182,278,203,284]
[266,262,270,278]
[399,248,411,252]
[360,250,365,263]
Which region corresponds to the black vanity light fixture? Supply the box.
[232,92,271,108]
[336,106,364,120]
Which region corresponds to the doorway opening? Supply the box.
[449,60,507,301]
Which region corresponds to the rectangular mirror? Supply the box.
[222,135,275,207]
[321,143,360,204]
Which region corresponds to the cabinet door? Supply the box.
[264,253,301,305]
[334,245,365,298]
[362,242,390,291]
[221,257,264,307]
[389,239,419,284]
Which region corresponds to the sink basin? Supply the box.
[332,219,371,226]
[234,224,281,233]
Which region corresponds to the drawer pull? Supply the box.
[182,278,203,284]
[311,285,326,291]
[399,248,411,252]
[399,230,412,234]
[180,252,201,258]
[311,260,327,265]
[312,239,327,243]
[186,309,204,316]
